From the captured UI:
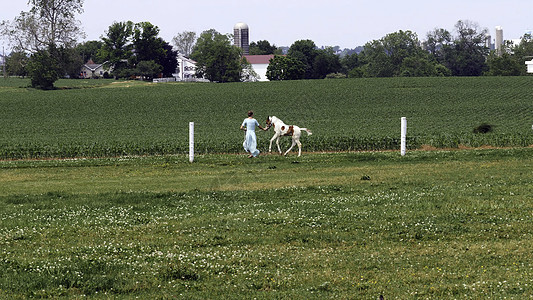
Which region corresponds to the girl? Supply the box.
[240,110,267,158]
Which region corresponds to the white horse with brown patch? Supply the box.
[265,116,312,157]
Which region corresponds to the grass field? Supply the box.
[1,77,533,298]
[1,149,533,298]
[0,77,532,159]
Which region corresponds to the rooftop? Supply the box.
[243,55,279,65]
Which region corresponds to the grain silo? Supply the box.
[234,22,249,55]
[495,26,503,56]
[486,34,492,49]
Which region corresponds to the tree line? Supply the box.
[1,1,532,89]
[266,20,533,80]
[184,20,533,81]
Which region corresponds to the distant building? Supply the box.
[495,26,504,56]
[243,55,279,82]
[80,59,111,78]
[526,59,533,73]
[234,22,249,55]
[174,54,198,81]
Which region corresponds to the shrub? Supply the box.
[473,123,494,134]
[27,50,60,90]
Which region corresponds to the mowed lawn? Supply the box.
[1,149,533,298]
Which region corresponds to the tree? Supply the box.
[98,21,134,78]
[341,52,367,77]
[359,39,394,77]
[6,51,29,77]
[510,33,533,75]
[288,39,319,79]
[172,31,196,56]
[444,20,489,76]
[1,0,85,52]
[399,56,439,77]
[1,0,85,88]
[131,22,168,79]
[133,23,177,78]
[249,40,280,55]
[160,42,178,77]
[27,49,60,89]
[360,30,434,77]
[512,34,533,58]
[425,28,453,64]
[284,40,342,79]
[76,40,104,64]
[312,47,342,78]
[99,21,176,80]
[341,52,360,72]
[266,55,305,80]
[136,60,162,80]
[190,29,242,82]
[485,51,522,76]
[53,45,83,78]
[133,22,166,63]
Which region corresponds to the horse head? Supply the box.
[265,116,273,130]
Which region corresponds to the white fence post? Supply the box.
[401,117,407,156]
[189,122,194,163]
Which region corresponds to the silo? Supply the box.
[495,26,503,56]
[486,35,492,49]
[234,22,249,55]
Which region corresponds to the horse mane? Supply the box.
[270,116,282,123]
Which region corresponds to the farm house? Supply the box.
[526,59,533,73]
[80,59,111,78]
[174,53,198,81]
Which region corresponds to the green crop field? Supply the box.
[1,77,533,298]
[0,76,532,159]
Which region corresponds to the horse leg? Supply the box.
[269,134,276,153]
[284,139,297,156]
[296,139,302,157]
[276,137,282,154]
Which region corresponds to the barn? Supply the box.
[243,55,276,82]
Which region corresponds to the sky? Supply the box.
[1,0,532,50]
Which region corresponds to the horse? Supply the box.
[265,116,312,157]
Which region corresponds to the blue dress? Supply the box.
[242,118,260,157]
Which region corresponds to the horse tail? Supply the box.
[301,128,312,136]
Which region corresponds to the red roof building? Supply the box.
[243,55,283,81]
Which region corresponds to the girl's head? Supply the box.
[248,110,254,117]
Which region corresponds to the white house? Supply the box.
[80,59,111,78]
[174,54,198,81]
[243,55,275,82]
[526,59,533,73]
